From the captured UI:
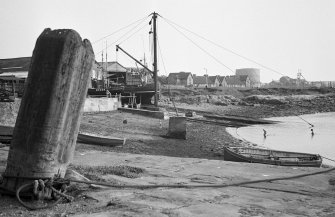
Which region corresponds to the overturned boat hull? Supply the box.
[77,133,126,147]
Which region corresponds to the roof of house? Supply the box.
[193,76,207,85]
[207,76,218,84]
[0,57,31,73]
[225,75,249,86]
[239,75,249,83]
[168,72,192,80]
[218,76,226,83]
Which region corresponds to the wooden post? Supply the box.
[2,28,94,192]
[168,117,186,139]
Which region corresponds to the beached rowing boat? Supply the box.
[0,125,126,147]
[0,135,12,144]
[77,133,126,147]
[223,146,322,167]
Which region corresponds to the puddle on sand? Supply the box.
[227,112,335,166]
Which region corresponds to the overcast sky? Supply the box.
[1,0,334,82]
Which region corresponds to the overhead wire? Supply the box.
[161,17,234,73]
[160,15,286,76]
[157,38,167,76]
[92,15,149,44]
[118,22,151,45]
[159,14,318,128]
[95,16,150,56]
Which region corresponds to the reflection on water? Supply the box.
[227,112,335,166]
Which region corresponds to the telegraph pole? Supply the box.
[153,12,158,107]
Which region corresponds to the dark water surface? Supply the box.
[227,112,335,166]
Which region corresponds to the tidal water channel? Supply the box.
[227,112,335,166]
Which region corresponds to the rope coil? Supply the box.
[15,178,72,210]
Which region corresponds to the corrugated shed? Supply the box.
[0,57,31,74]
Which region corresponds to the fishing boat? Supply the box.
[77,133,126,147]
[223,146,322,167]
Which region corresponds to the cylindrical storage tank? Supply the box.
[236,68,260,87]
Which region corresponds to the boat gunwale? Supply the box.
[227,146,321,157]
[223,146,322,167]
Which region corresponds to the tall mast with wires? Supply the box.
[101,45,104,66]
[106,41,108,67]
[153,12,158,107]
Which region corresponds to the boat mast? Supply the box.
[153,12,158,107]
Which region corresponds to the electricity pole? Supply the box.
[153,12,158,107]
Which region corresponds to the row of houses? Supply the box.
[265,76,335,88]
[0,58,151,93]
[0,58,252,92]
[163,72,251,88]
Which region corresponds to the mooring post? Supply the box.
[2,28,94,192]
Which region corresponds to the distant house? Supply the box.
[193,75,208,88]
[218,76,227,87]
[167,72,193,86]
[225,75,251,88]
[193,75,221,88]
[157,76,168,88]
[207,75,220,87]
[310,81,335,88]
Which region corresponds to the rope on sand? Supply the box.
[65,166,335,189]
[321,155,335,163]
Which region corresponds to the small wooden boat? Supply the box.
[0,135,12,144]
[204,114,278,125]
[77,133,126,147]
[0,126,14,144]
[223,146,322,167]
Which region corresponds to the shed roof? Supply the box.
[98,61,127,72]
[0,57,31,73]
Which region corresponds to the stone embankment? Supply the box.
[161,88,335,118]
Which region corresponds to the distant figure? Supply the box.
[311,128,314,137]
[159,120,162,128]
[263,129,267,138]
